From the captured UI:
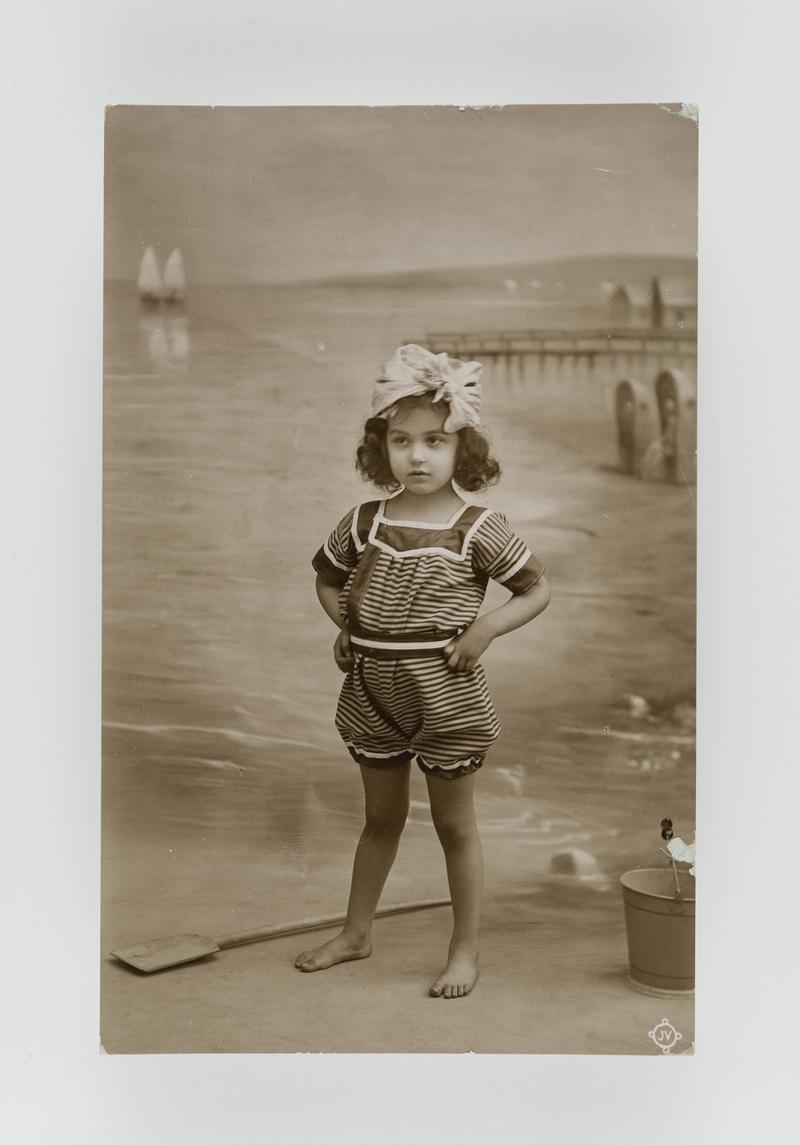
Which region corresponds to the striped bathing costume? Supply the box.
[312,496,545,780]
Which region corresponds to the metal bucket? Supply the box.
[620,868,695,996]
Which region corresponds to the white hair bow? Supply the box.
[372,344,483,433]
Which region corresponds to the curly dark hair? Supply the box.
[355,394,501,492]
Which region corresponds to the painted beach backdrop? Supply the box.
[102,105,696,1051]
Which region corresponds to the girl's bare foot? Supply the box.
[294,928,372,972]
[429,943,479,999]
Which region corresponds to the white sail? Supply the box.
[137,246,162,300]
[163,249,186,301]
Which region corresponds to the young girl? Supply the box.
[296,344,550,999]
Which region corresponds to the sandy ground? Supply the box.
[102,898,694,1055]
[101,284,695,1054]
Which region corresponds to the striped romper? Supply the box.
[312,497,545,780]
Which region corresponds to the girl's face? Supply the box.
[385,402,458,495]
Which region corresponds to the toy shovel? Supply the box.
[111,897,451,973]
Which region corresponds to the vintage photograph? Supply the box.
[101,104,697,1053]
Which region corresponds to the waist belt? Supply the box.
[349,627,462,660]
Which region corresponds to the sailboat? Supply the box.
[162,249,187,304]
[137,246,163,304]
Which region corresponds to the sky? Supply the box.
[105,104,697,284]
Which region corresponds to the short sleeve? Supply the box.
[312,507,359,587]
[471,511,545,595]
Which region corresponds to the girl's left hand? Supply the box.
[333,626,354,673]
[443,620,494,672]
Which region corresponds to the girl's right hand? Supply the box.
[333,627,354,673]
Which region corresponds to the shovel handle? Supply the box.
[214,897,451,950]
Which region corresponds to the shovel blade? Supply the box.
[111,934,221,973]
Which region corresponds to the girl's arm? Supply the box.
[315,574,354,673]
[316,574,346,628]
[444,575,551,672]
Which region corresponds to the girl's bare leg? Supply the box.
[425,770,482,998]
[295,761,410,971]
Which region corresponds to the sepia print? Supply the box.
[102,105,697,1053]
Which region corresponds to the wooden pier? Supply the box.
[425,327,696,387]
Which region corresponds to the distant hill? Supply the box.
[296,254,697,303]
